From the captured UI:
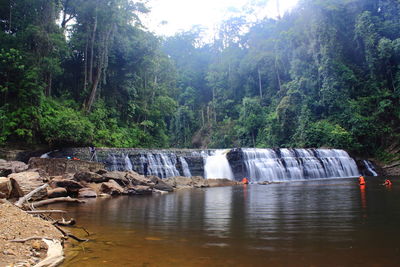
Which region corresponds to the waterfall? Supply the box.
[203,149,234,180]
[140,153,180,178]
[44,147,361,181]
[180,156,192,177]
[125,154,133,171]
[363,160,378,176]
[107,154,119,171]
[242,148,359,182]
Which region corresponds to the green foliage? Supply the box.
[303,120,357,149]
[1,0,400,160]
[39,99,94,146]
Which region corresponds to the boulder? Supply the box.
[96,169,108,175]
[126,171,152,186]
[164,176,209,189]
[0,160,28,177]
[164,176,192,189]
[149,176,174,192]
[8,171,47,200]
[0,177,12,199]
[100,180,124,195]
[50,179,83,193]
[28,157,104,176]
[47,187,68,198]
[207,178,239,187]
[129,185,153,195]
[78,188,97,198]
[101,171,129,185]
[74,171,107,183]
[191,176,209,188]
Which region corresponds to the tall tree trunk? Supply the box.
[201,108,205,127]
[85,67,102,112]
[84,26,113,112]
[83,32,89,92]
[61,0,69,29]
[45,73,52,97]
[258,67,263,98]
[88,10,98,84]
[9,0,12,32]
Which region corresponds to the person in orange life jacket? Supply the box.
[384,179,392,186]
[241,177,249,184]
[359,176,365,185]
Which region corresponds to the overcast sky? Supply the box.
[143,0,299,37]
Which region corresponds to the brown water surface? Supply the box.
[57,177,400,266]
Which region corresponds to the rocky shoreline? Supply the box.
[0,157,239,266]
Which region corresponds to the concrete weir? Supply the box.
[42,147,369,182]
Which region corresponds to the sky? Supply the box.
[143,0,299,37]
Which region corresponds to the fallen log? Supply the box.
[15,183,49,208]
[26,210,67,214]
[33,239,64,267]
[29,197,85,208]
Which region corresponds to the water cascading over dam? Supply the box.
[203,149,234,180]
[44,147,362,181]
[241,148,360,182]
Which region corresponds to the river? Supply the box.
[59,177,400,266]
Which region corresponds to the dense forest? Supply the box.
[0,0,399,160]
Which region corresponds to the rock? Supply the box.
[50,179,83,193]
[164,176,192,189]
[96,169,108,175]
[74,171,107,183]
[28,157,104,176]
[98,193,111,198]
[31,240,42,251]
[129,185,153,195]
[126,171,152,186]
[0,160,28,177]
[149,176,174,192]
[78,188,97,198]
[3,249,16,255]
[0,177,12,199]
[191,176,209,188]
[207,178,239,187]
[258,181,271,185]
[102,171,129,185]
[47,187,68,198]
[8,171,47,200]
[164,176,209,189]
[100,180,124,195]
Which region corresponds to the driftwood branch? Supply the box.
[10,236,51,243]
[29,197,86,208]
[54,224,88,242]
[15,183,49,208]
[54,218,76,226]
[33,239,64,267]
[26,210,67,214]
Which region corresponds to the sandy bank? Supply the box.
[0,201,63,267]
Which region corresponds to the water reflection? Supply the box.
[60,178,400,267]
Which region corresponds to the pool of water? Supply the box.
[58,177,400,266]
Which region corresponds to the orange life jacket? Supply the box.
[385,179,392,186]
[359,176,365,185]
[242,178,249,184]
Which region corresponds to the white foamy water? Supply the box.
[203,149,234,180]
